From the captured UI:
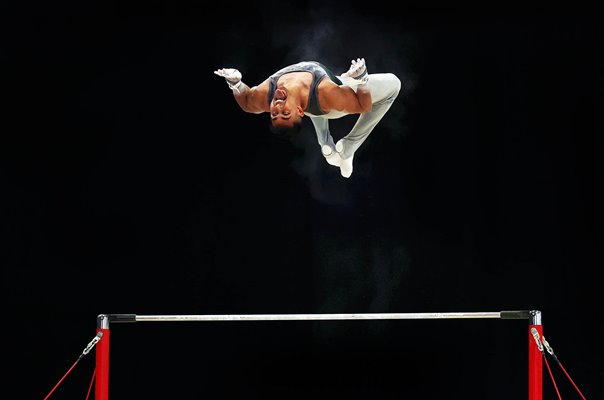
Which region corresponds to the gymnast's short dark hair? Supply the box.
[268,119,304,140]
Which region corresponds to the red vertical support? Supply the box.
[528,311,543,400]
[95,315,111,400]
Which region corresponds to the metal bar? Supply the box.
[130,311,512,322]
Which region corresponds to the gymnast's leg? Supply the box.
[308,115,341,167]
[336,73,401,178]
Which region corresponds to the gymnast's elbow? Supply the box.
[240,104,263,114]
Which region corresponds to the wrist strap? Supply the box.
[356,75,369,85]
[227,80,243,94]
[354,69,368,80]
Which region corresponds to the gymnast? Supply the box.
[214,58,401,178]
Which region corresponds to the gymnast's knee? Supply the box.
[386,73,402,97]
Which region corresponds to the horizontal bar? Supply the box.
[116,311,528,323]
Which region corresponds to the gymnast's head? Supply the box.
[268,86,304,139]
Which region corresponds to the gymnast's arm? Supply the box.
[214,68,269,114]
[320,80,372,114]
[230,79,270,114]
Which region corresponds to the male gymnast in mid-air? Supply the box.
[215,58,401,178]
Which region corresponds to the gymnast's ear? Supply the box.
[297,105,304,117]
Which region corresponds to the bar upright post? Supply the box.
[528,310,543,400]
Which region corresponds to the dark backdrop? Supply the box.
[2,1,601,399]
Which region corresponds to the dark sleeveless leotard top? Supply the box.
[267,61,342,116]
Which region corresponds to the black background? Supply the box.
[2,1,601,399]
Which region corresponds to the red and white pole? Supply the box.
[528,310,543,400]
[95,314,111,400]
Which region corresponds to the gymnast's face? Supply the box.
[270,87,304,128]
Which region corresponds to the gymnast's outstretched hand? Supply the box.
[341,58,368,84]
[214,68,244,93]
[214,68,242,84]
